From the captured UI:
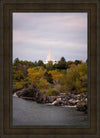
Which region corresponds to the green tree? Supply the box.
[44,71,53,83]
[57,57,66,69]
[46,61,53,71]
[37,60,44,66]
[74,60,82,65]
[13,58,20,66]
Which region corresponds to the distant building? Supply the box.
[45,46,56,64]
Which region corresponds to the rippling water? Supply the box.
[13,96,88,126]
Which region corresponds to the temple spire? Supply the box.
[45,45,55,64]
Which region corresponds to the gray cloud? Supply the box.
[13,12,87,62]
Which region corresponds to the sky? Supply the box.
[13,12,87,62]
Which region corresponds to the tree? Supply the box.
[27,67,47,86]
[74,60,82,65]
[66,61,74,69]
[37,60,44,66]
[53,63,58,69]
[48,70,63,83]
[34,61,38,67]
[64,63,87,93]
[36,78,49,89]
[86,59,88,64]
[61,57,66,62]
[13,58,20,65]
[57,57,66,69]
[47,61,53,65]
[46,62,53,71]
[44,71,53,83]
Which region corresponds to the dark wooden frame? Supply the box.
[0,0,100,138]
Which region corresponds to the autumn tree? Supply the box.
[48,70,63,84]
[64,63,87,93]
[66,61,74,69]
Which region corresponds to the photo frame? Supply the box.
[0,0,100,138]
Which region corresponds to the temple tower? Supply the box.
[45,46,55,64]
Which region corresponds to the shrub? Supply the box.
[46,88,59,96]
[80,87,87,93]
[13,81,24,92]
[51,90,59,96]
[60,85,67,93]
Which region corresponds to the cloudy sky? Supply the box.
[13,12,87,62]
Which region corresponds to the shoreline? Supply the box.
[13,93,77,108]
[13,88,88,113]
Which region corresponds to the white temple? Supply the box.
[45,46,55,64]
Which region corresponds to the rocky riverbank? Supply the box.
[15,86,88,113]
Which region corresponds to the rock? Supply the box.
[16,88,34,97]
[15,87,88,113]
[51,98,62,106]
[76,98,88,113]
[54,101,63,106]
[52,100,63,106]
[69,99,80,105]
[16,86,42,102]
[15,87,57,104]
[36,94,47,103]
[47,96,57,103]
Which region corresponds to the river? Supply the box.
[13,96,88,126]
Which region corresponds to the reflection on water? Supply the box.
[13,96,88,126]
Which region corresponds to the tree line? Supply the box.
[13,57,87,96]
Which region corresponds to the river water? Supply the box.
[13,96,88,126]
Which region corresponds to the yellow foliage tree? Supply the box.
[36,78,49,89]
[48,70,63,82]
[27,67,46,83]
[65,63,87,93]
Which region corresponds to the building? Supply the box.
[45,46,55,64]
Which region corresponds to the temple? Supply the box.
[45,46,55,64]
